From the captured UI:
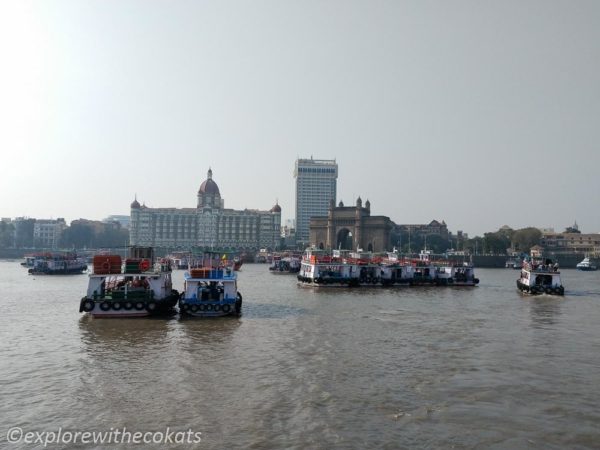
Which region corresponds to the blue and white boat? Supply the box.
[179,254,242,317]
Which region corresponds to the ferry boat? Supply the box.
[79,247,179,317]
[28,252,88,275]
[434,263,480,286]
[269,254,301,274]
[516,257,564,296]
[179,253,242,317]
[505,258,522,269]
[20,254,37,268]
[297,248,413,287]
[576,256,597,271]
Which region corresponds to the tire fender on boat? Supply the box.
[145,301,157,312]
[81,298,95,313]
[100,301,111,311]
[222,304,231,314]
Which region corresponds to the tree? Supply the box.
[483,231,511,255]
[60,223,94,248]
[0,222,15,248]
[512,227,542,253]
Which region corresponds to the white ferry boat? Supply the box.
[29,252,88,275]
[576,256,597,271]
[435,263,480,286]
[516,257,564,296]
[297,248,361,287]
[269,254,301,274]
[79,247,179,317]
[297,248,414,287]
[179,253,242,317]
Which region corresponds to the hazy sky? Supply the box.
[1,0,599,236]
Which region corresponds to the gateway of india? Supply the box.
[129,168,281,251]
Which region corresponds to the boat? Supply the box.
[179,252,242,317]
[576,256,597,271]
[297,248,414,287]
[516,257,564,295]
[28,252,88,275]
[79,247,179,317]
[20,254,37,268]
[233,256,243,271]
[403,250,479,287]
[505,257,522,269]
[434,263,480,286]
[269,253,301,274]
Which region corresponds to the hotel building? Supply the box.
[130,169,281,251]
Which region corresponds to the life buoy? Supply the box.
[102,261,110,271]
[214,304,221,312]
[134,301,145,310]
[145,301,156,312]
[112,302,122,311]
[123,301,133,310]
[222,304,231,313]
[100,301,111,311]
[139,259,151,271]
[82,299,94,312]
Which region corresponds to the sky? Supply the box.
[1,0,599,237]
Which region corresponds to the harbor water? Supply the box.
[1,261,599,449]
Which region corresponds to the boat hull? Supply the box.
[179,297,242,317]
[80,292,179,318]
[516,279,564,296]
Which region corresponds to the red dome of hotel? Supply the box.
[198,168,220,195]
[131,197,141,209]
[270,202,281,213]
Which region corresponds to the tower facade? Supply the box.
[294,158,338,244]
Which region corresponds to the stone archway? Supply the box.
[336,228,353,250]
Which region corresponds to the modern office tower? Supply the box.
[294,157,338,244]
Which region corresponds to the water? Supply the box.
[1,261,600,449]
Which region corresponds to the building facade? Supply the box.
[294,158,338,244]
[310,198,393,252]
[540,232,600,256]
[129,169,281,251]
[33,219,67,249]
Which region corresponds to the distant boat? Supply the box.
[28,252,87,275]
[576,257,597,271]
[505,258,522,269]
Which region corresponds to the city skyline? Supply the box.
[1,1,599,236]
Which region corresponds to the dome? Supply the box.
[270,202,281,213]
[130,198,141,209]
[198,168,220,195]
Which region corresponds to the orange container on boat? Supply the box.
[93,255,122,274]
[190,268,210,278]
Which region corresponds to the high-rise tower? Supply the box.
[294,157,338,244]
